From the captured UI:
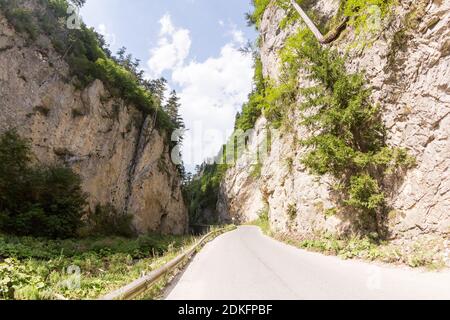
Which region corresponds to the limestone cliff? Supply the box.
[218,0,450,243]
[0,11,187,234]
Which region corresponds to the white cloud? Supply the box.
[231,29,246,45]
[173,43,253,166]
[97,23,116,47]
[147,15,253,169]
[147,14,191,78]
[159,14,175,35]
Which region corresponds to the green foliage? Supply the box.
[329,0,397,42]
[250,162,263,179]
[341,0,395,24]
[1,7,37,40]
[271,231,447,270]
[247,0,272,28]
[1,0,179,134]
[345,174,384,210]
[81,204,135,238]
[0,258,46,300]
[235,58,265,131]
[275,28,415,224]
[235,55,296,132]
[252,0,396,40]
[0,232,192,260]
[277,0,329,32]
[287,203,297,222]
[0,232,197,299]
[94,57,160,118]
[252,205,271,235]
[285,157,294,173]
[183,164,229,224]
[0,131,87,239]
[236,93,263,132]
[247,0,317,30]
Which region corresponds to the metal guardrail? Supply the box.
[99,226,235,300]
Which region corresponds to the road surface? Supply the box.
[166,226,450,300]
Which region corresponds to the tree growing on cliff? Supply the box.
[164,90,185,130]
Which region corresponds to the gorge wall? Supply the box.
[0,10,187,234]
[218,0,450,243]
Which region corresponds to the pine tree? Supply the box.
[145,78,167,107]
[165,90,185,129]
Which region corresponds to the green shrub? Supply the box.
[0,258,45,300]
[247,0,272,28]
[235,58,265,131]
[0,130,87,239]
[250,162,263,179]
[341,0,396,33]
[2,0,178,134]
[0,231,197,300]
[273,28,414,229]
[3,7,38,40]
[82,204,135,238]
[287,203,297,222]
[183,163,229,224]
[252,205,271,234]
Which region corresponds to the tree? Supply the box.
[145,77,168,107]
[0,130,87,239]
[115,47,144,83]
[0,130,31,215]
[164,90,185,129]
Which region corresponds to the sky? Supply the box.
[80,0,257,172]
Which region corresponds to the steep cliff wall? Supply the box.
[0,11,187,234]
[218,0,450,243]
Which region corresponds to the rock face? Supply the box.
[0,13,187,234]
[218,0,450,242]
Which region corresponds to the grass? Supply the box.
[250,206,272,236]
[250,219,448,271]
[250,162,263,179]
[0,233,200,300]
[0,225,235,300]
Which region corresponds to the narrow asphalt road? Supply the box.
[166,226,450,300]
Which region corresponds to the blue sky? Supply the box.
[80,0,257,172]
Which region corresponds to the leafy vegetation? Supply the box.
[252,212,446,270]
[251,205,271,235]
[0,0,181,134]
[1,6,38,41]
[236,0,413,237]
[277,28,414,231]
[272,232,447,270]
[80,204,135,238]
[183,163,229,224]
[0,131,87,239]
[250,162,263,179]
[0,233,198,299]
[235,57,264,131]
[340,0,396,33]
[246,0,320,30]
[246,0,272,28]
[248,0,397,42]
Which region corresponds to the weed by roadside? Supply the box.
[249,220,448,271]
[0,233,198,300]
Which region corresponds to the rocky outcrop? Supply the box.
[218,0,450,242]
[0,13,187,234]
